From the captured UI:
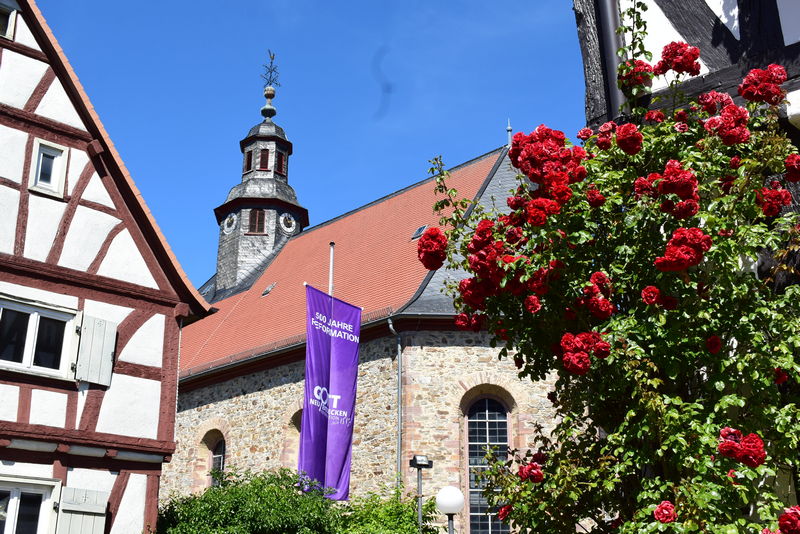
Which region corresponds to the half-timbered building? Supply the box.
[0,1,209,532]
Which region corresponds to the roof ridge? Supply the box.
[297,146,505,236]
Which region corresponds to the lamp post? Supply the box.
[436,486,464,534]
[409,454,433,532]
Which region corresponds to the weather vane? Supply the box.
[261,50,280,88]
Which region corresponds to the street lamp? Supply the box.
[409,454,433,532]
[436,486,464,534]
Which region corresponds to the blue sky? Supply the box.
[36,1,587,286]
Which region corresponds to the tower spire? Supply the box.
[506,119,513,147]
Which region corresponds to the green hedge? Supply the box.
[157,469,440,534]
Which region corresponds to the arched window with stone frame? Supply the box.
[198,429,226,488]
[210,437,226,486]
[280,409,303,469]
[466,397,510,534]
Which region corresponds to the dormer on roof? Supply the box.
[212,84,309,298]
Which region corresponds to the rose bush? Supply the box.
[419,7,800,532]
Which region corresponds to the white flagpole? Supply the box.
[328,242,335,297]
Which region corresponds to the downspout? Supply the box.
[598,0,625,119]
[387,316,402,488]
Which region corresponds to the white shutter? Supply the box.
[74,315,117,386]
[56,487,109,534]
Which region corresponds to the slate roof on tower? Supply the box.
[179,147,513,380]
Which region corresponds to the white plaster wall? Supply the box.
[12,15,40,51]
[57,205,120,271]
[109,473,146,534]
[0,461,52,478]
[35,78,86,131]
[118,314,164,368]
[787,89,800,130]
[0,50,47,109]
[777,0,800,46]
[75,382,90,430]
[704,0,739,39]
[23,194,66,262]
[96,229,159,289]
[95,374,160,439]
[81,300,133,326]
[0,124,28,183]
[0,185,20,254]
[66,468,117,494]
[0,281,79,309]
[66,149,89,196]
[620,0,709,92]
[81,173,115,208]
[29,389,67,427]
[0,384,19,421]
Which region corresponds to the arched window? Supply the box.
[210,438,225,486]
[467,398,510,534]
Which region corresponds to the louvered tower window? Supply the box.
[249,209,265,234]
[467,398,510,534]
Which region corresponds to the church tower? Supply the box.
[212,85,308,296]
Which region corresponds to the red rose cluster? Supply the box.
[705,335,722,354]
[596,120,616,150]
[615,123,643,155]
[779,506,800,534]
[652,160,700,219]
[454,312,484,332]
[704,104,750,145]
[618,59,653,91]
[717,427,767,468]
[559,331,610,375]
[508,124,587,209]
[653,41,701,76]
[756,181,793,217]
[654,227,712,272]
[517,461,544,483]
[653,500,677,523]
[417,227,447,270]
[697,90,733,115]
[739,64,787,105]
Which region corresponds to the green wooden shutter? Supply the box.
[56,487,109,534]
[74,316,117,386]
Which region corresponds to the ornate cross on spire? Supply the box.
[261,50,280,88]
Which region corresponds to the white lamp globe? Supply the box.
[436,486,465,515]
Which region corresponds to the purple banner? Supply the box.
[298,284,361,500]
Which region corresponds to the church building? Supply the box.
[160,86,556,533]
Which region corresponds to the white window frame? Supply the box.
[28,139,68,199]
[0,475,61,534]
[0,295,80,380]
[0,5,16,41]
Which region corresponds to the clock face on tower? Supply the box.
[279,212,297,234]
[222,213,238,235]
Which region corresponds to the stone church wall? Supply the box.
[161,330,556,521]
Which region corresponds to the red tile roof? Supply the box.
[179,149,504,376]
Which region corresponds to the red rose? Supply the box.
[587,297,615,320]
[497,504,512,522]
[775,367,789,384]
[720,426,742,442]
[706,335,722,354]
[594,340,611,359]
[615,123,643,155]
[785,154,800,182]
[417,227,448,270]
[653,501,677,523]
[729,156,742,169]
[779,506,800,534]
[524,295,541,315]
[644,109,665,123]
[718,439,740,459]
[737,433,766,468]
[563,351,591,375]
[641,286,660,305]
[577,127,593,141]
[586,185,606,207]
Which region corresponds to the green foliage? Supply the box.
[157,470,439,534]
